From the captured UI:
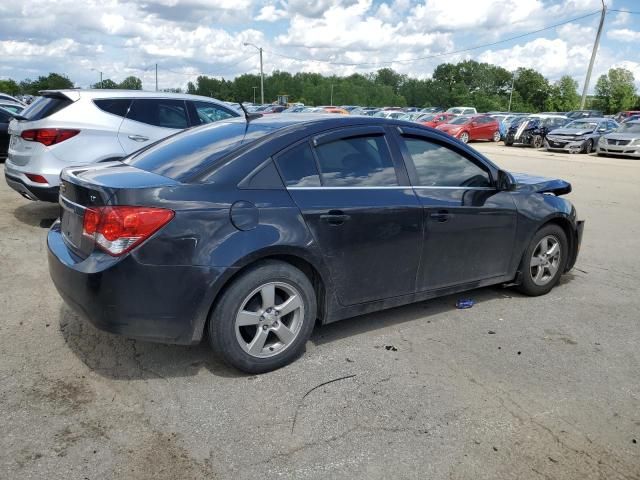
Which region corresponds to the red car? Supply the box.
[435,115,501,143]
[420,112,456,128]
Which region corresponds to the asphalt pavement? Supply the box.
[1,144,639,479]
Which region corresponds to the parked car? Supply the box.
[4,89,239,202]
[545,118,618,154]
[0,101,25,115]
[0,93,25,105]
[491,114,527,140]
[282,106,306,113]
[446,107,477,115]
[505,115,569,148]
[262,105,286,114]
[339,105,360,112]
[621,114,640,123]
[596,120,640,158]
[351,107,381,116]
[614,111,640,123]
[421,107,445,113]
[374,110,406,119]
[322,107,349,115]
[1,107,15,161]
[48,114,584,373]
[435,114,501,143]
[565,110,603,119]
[419,112,456,128]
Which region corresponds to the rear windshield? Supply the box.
[20,95,73,121]
[124,120,277,181]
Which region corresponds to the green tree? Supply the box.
[513,68,550,112]
[594,67,637,114]
[546,75,580,112]
[19,73,74,94]
[94,79,119,89]
[0,79,20,96]
[118,76,142,90]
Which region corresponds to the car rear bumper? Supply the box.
[5,171,59,202]
[47,221,230,345]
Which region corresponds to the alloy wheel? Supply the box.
[530,235,561,286]
[532,135,543,148]
[459,132,469,143]
[234,282,305,358]
[493,131,501,142]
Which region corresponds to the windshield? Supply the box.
[420,114,436,121]
[447,108,463,114]
[566,121,597,130]
[20,95,72,121]
[616,122,640,134]
[448,116,470,125]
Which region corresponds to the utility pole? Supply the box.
[259,48,264,105]
[99,71,103,89]
[581,0,606,109]
[252,86,257,104]
[155,63,158,92]
[508,73,515,112]
[330,84,334,106]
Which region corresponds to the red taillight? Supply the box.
[25,173,49,184]
[82,206,174,256]
[21,128,80,146]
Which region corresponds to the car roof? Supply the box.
[39,89,229,104]
[566,117,608,122]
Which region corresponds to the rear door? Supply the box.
[275,126,423,306]
[394,128,517,290]
[0,109,10,158]
[117,98,188,154]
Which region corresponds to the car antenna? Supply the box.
[238,101,262,123]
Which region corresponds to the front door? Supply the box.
[394,130,518,290]
[275,127,423,306]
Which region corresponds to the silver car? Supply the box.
[4,90,239,202]
[597,120,640,158]
[545,118,618,154]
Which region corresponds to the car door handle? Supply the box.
[320,210,350,225]
[429,210,450,222]
[128,134,149,142]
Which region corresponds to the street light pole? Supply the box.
[91,68,103,88]
[252,86,257,104]
[330,84,334,106]
[244,42,265,104]
[580,0,607,109]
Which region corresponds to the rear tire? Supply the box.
[516,224,568,296]
[492,130,501,142]
[505,138,513,146]
[208,260,317,373]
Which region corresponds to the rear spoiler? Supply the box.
[38,90,81,102]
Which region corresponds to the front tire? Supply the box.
[516,224,568,296]
[492,130,501,142]
[459,131,469,143]
[583,139,594,154]
[208,261,317,373]
[531,135,543,149]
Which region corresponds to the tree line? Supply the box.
[0,62,637,114]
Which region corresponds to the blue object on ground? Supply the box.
[456,299,475,309]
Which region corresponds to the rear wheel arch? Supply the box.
[198,251,330,343]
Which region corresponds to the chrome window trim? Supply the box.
[59,194,86,213]
[287,186,495,191]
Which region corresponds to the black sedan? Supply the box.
[48,114,584,373]
[505,115,570,148]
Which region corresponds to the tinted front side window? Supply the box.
[314,135,398,187]
[276,142,321,187]
[192,101,235,125]
[94,99,131,117]
[403,137,491,188]
[127,99,188,129]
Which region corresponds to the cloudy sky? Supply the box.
[1,0,639,92]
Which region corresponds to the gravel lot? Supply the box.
[1,145,639,480]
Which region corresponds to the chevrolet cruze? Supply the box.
[48,114,584,373]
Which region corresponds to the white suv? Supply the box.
[4,90,239,202]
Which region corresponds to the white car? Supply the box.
[4,90,239,202]
[446,107,477,115]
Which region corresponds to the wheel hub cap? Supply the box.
[530,235,561,286]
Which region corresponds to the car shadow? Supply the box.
[59,306,245,380]
[13,202,59,228]
[310,286,524,346]
[60,285,529,381]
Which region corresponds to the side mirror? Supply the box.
[497,170,515,191]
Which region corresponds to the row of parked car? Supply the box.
[2,89,639,204]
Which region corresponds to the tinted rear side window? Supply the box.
[127,99,189,129]
[314,135,398,187]
[20,95,73,121]
[94,99,131,117]
[124,121,276,180]
[275,142,321,187]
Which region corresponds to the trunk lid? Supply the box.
[58,162,179,258]
[511,172,572,196]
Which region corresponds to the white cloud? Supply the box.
[607,28,640,43]
[256,4,288,22]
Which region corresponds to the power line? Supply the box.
[608,8,640,15]
[264,10,602,67]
